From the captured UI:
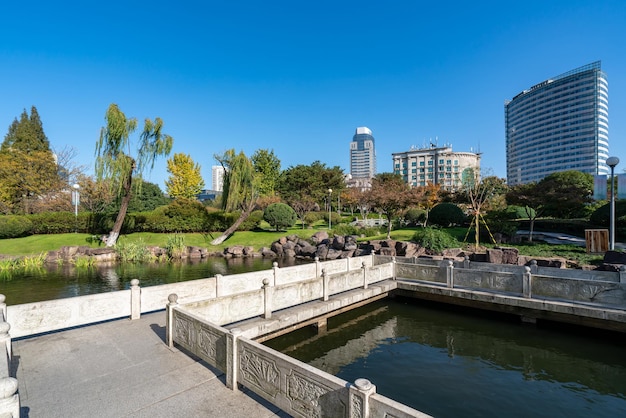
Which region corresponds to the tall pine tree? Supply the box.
[2,106,51,153]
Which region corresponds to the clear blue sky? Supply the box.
[2,0,626,190]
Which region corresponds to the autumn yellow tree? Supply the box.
[165,153,205,199]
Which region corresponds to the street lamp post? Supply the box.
[606,157,620,251]
[72,184,80,231]
[328,188,332,230]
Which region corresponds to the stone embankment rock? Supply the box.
[225,235,578,269]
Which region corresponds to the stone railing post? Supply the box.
[349,378,376,418]
[446,260,454,288]
[130,279,141,320]
[346,257,351,272]
[215,274,223,297]
[0,322,10,359]
[523,266,532,298]
[166,293,178,348]
[392,256,397,280]
[315,257,321,278]
[464,256,470,269]
[226,328,242,393]
[620,266,626,284]
[272,261,279,286]
[359,262,367,289]
[263,279,272,319]
[530,260,538,275]
[0,295,6,322]
[322,269,329,301]
[0,377,20,418]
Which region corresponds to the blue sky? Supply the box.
[2,0,626,190]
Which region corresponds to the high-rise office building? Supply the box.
[392,145,480,191]
[505,61,609,186]
[350,127,376,179]
[212,165,225,192]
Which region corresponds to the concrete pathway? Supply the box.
[11,311,290,418]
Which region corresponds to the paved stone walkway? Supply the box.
[11,311,290,418]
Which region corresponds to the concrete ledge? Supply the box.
[395,280,626,332]
[229,280,398,340]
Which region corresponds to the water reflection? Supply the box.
[266,298,626,418]
[0,257,306,305]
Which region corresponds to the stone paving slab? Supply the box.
[11,311,290,418]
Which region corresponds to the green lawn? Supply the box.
[0,225,604,266]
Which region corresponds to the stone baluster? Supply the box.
[0,322,10,360]
[530,260,538,275]
[0,295,6,322]
[349,378,376,418]
[130,279,141,320]
[215,274,223,297]
[392,256,397,280]
[464,255,470,269]
[620,265,626,284]
[315,257,321,278]
[446,260,454,288]
[226,328,242,393]
[523,266,532,298]
[263,279,272,319]
[0,377,20,418]
[166,293,178,348]
[362,262,368,289]
[322,269,329,301]
[272,261,279,286]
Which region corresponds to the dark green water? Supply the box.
[265,298,626,418]
[0,257,304,305]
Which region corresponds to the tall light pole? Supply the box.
[606,157,619,251]
[328,188,332,229]
[72,184,80,230]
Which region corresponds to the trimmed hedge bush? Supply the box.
[428,203,466,227]
[0,215,33,238]
[263,203,297,231]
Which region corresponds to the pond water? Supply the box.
[0,257,306,305]
[265,298,626,418]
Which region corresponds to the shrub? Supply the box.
[0,215,33,238]
[264,203,297,231]
[428,203,466,227]
[29,212,90,234]
[240,210,264,231]
[115,238,154,262]
[404,208,426,226]
[303,212,321,227]
[411,227,459,253]
[590,200,626,227]
[332,223,358,236]
[165,234,186,259]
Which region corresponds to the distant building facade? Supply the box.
[505,61,609,186]
[212,165,225,192]
[350,127,376,179]
[392,145,480,191]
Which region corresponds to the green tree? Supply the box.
[251,149,281,196]
[95,104,173,246]
[165,153,205,199]
[263,202,297,231]
[2,106,51,153]
[278,161,345,206]
[0,106,61,213]
[366,173,411,239]
[538,170,593,218]
[210,149,257,244]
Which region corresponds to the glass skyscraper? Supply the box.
[350,127,376,179]
[505,61,609,186]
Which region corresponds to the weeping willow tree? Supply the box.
[95,104,173,247]
[210,149,258,245]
